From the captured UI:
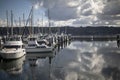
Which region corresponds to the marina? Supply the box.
[0,0,120,80]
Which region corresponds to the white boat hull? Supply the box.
[0,49,26,59]
[26,47,53,53]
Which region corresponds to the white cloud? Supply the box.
[0,18,27,27]
[53,20,74,27]
[1,0,120,27]
[73,18,92,26]
[35,19,49,27]
[0,19,7,27]
[30,0,81,21]
[3,0,120,26]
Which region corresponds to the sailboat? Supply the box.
[25,6,53,54]
[0,10,26,59]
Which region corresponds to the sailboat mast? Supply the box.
[31,6,34,34]
[19,17,21,35]
[23,13,25,26]
[11,10,13,36]
[6,10,9,36]
[42,13,43,34]
[22,6,33,37]
[29,6,34,37]
[30,6,34,36]
[37,18,39,33]
[48,8,51,34]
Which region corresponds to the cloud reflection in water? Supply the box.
[51,41,120,80]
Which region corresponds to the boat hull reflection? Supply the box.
[26,51,56,66]
[0,55,25,75]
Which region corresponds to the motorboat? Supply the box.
[0,36,26,59]
[26,37,53,54]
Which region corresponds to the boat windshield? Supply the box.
[38,41,47,45]
[3,45,21,49]
[29,38,36,41]
[6,37,21,41]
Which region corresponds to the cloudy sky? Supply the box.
[0,0,120,27]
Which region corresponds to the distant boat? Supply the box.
[37,34,56,46]
[0,36,26,59]
[26,36,53,53]
[25,6,55,54]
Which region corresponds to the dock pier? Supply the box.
[71,35,116,41]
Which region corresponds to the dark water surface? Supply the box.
[0,40,120,80]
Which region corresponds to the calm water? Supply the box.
[0,40,120,80]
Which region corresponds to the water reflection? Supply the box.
[0,56,25,75]
[0,40,120,80]
[97,45,120,80]
[51,41,120,80]
[26,51,57,66]
[0,55,25,80]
